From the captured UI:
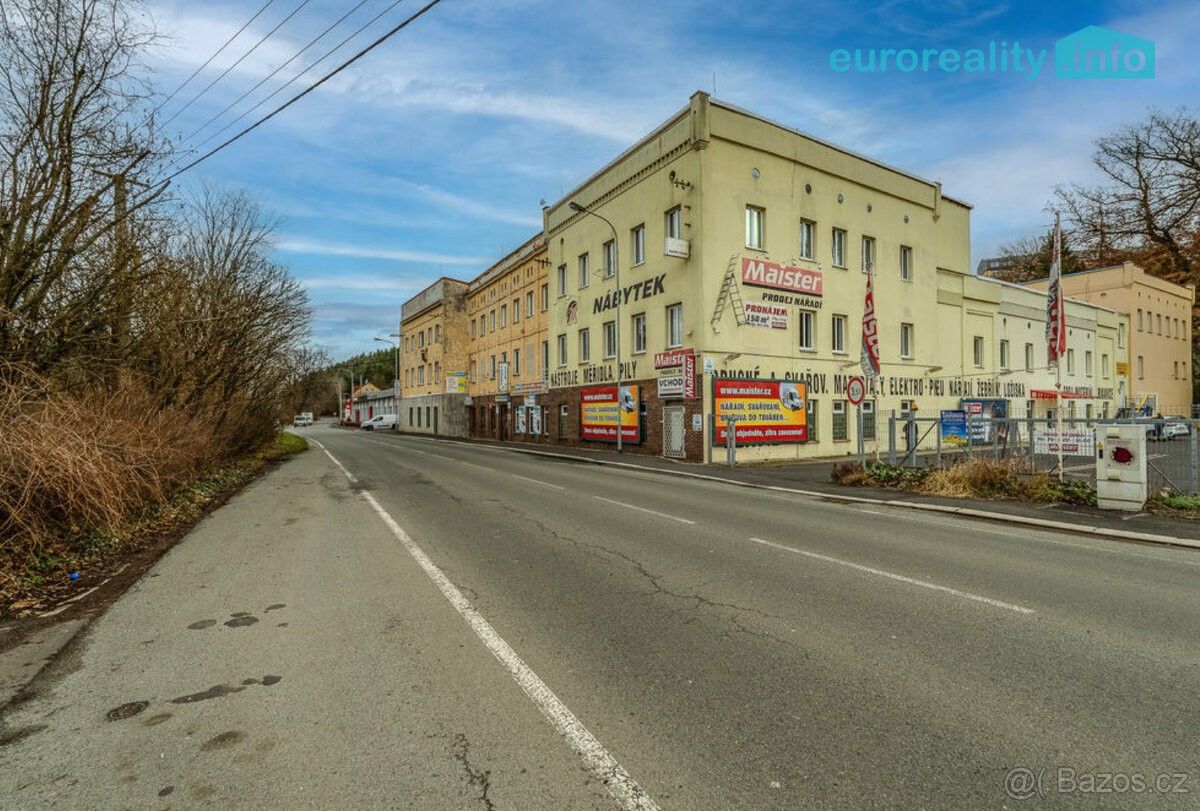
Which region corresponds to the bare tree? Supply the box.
[1055,108,1200,284]
[0,0,168,382]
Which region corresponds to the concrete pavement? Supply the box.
[3,422,1199,807]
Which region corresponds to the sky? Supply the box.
[140,0,1200,359]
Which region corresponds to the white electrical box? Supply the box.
[1095,425,1148,511]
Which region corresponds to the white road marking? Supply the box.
[748,537,1035,615]
[323,448,659,811]
[594,496,696,525]
[511,473,565,490]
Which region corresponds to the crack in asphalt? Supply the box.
[452,733,495,811]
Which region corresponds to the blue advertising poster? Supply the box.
[960,398,1008,442]
[941,410,968,446]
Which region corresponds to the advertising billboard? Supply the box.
[581,385,641,443]
[713,379,808,445]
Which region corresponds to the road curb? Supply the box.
[396,433,1200,552]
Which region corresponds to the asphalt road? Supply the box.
[3,423,1200,808]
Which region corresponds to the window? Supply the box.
[831,314,847,354]
[1025,342,1034,371]
[418,366,425,385]
[999,339,1009,370]
[490,355,496,379]
[541,341,549,378]
[500,304,507,328]
[603,240,616,278]
[579,328,590,362]
[490,310,496,332]
[745,205,765,249]
[603,321,617,358]
[861,401,876,440]
[631,224,645,265]
[899,245,913,281]
[556,264,567,297]
[1067,349,1075,374]
[419,332,425,348]
[526,291,534,317]
[665,207,681,240]
[512,298,520,323]
[973,336,984,368]
[469,360,476,383]
[1085,350,1093,376]
[1102,353,1110,377]
[861,236,876,273]
[832,401,848,441]
[807,400,818,442]
[471,320,477,339]
[799,220,815,260]
[798,310,815,350]
[1174,360,1179,378]
[831,228,846,268]
[666,303,683,348]
[478,315,485,335]
[1137,309,1143,331]
[557,334,567,366]
[1137,355,1144,379]
[1157,314,1163,334]
[900,323,914,359]
[633,313,646,353]
[1118,323,1126,348]
[578,253,590,288]
[435,324,441,342]
[513,348,521,377]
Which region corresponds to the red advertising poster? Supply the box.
[581,385,641,443]
[713,379,808,445]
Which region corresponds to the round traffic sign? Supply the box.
[846,376,866,406]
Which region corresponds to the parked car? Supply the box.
[1161,420,1191,440]
[362,414,397,431]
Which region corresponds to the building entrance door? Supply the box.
[663,405,685,458]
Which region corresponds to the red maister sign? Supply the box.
[741,257,823,296]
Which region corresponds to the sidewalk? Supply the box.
[404,432,1200,545]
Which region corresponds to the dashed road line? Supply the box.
[594,496,696,525]
[748,537,1035,615]
[511,473,565,490]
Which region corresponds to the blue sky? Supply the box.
[143,0,1199,359]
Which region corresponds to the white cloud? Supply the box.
[296,274,424,292]
[276,237,485,266]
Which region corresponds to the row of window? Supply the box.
[747,206,913,278]
[1136,308,1189,340]
[405,324,440,352]
[405,361,441,388]
[554,304,684,366]
[469,342,554,384]
[471,284,550,339]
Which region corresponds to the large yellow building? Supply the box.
[1026,262,1194,416]
[465,236,550,440]
[398,277,470,435]
[398,92,1134,461]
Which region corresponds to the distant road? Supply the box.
[4,422,1199,808]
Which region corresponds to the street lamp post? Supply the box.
[569,201,623,453]
[374,334,400,419]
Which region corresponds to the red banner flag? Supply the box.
[861,263,880,378]
[1046,213,1067,363]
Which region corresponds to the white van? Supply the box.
[362,414,397,431]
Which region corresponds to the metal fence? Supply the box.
[882,413,1200,495]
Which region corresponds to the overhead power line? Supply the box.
[179,0,409,160]
[160,0,317,130]
[158,0,444,186]
[150,0,279,117]
[181,0,373,144]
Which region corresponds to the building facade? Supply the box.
[399,278,470,436]
[394,92,1131,462]
[1025,262,1194,416]
[465,236,551,441]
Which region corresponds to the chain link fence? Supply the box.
[881,412,1200,495]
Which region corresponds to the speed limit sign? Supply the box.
[846,376,866,406]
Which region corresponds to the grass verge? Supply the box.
[831,458,1097,507]
[2,432,308,616]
